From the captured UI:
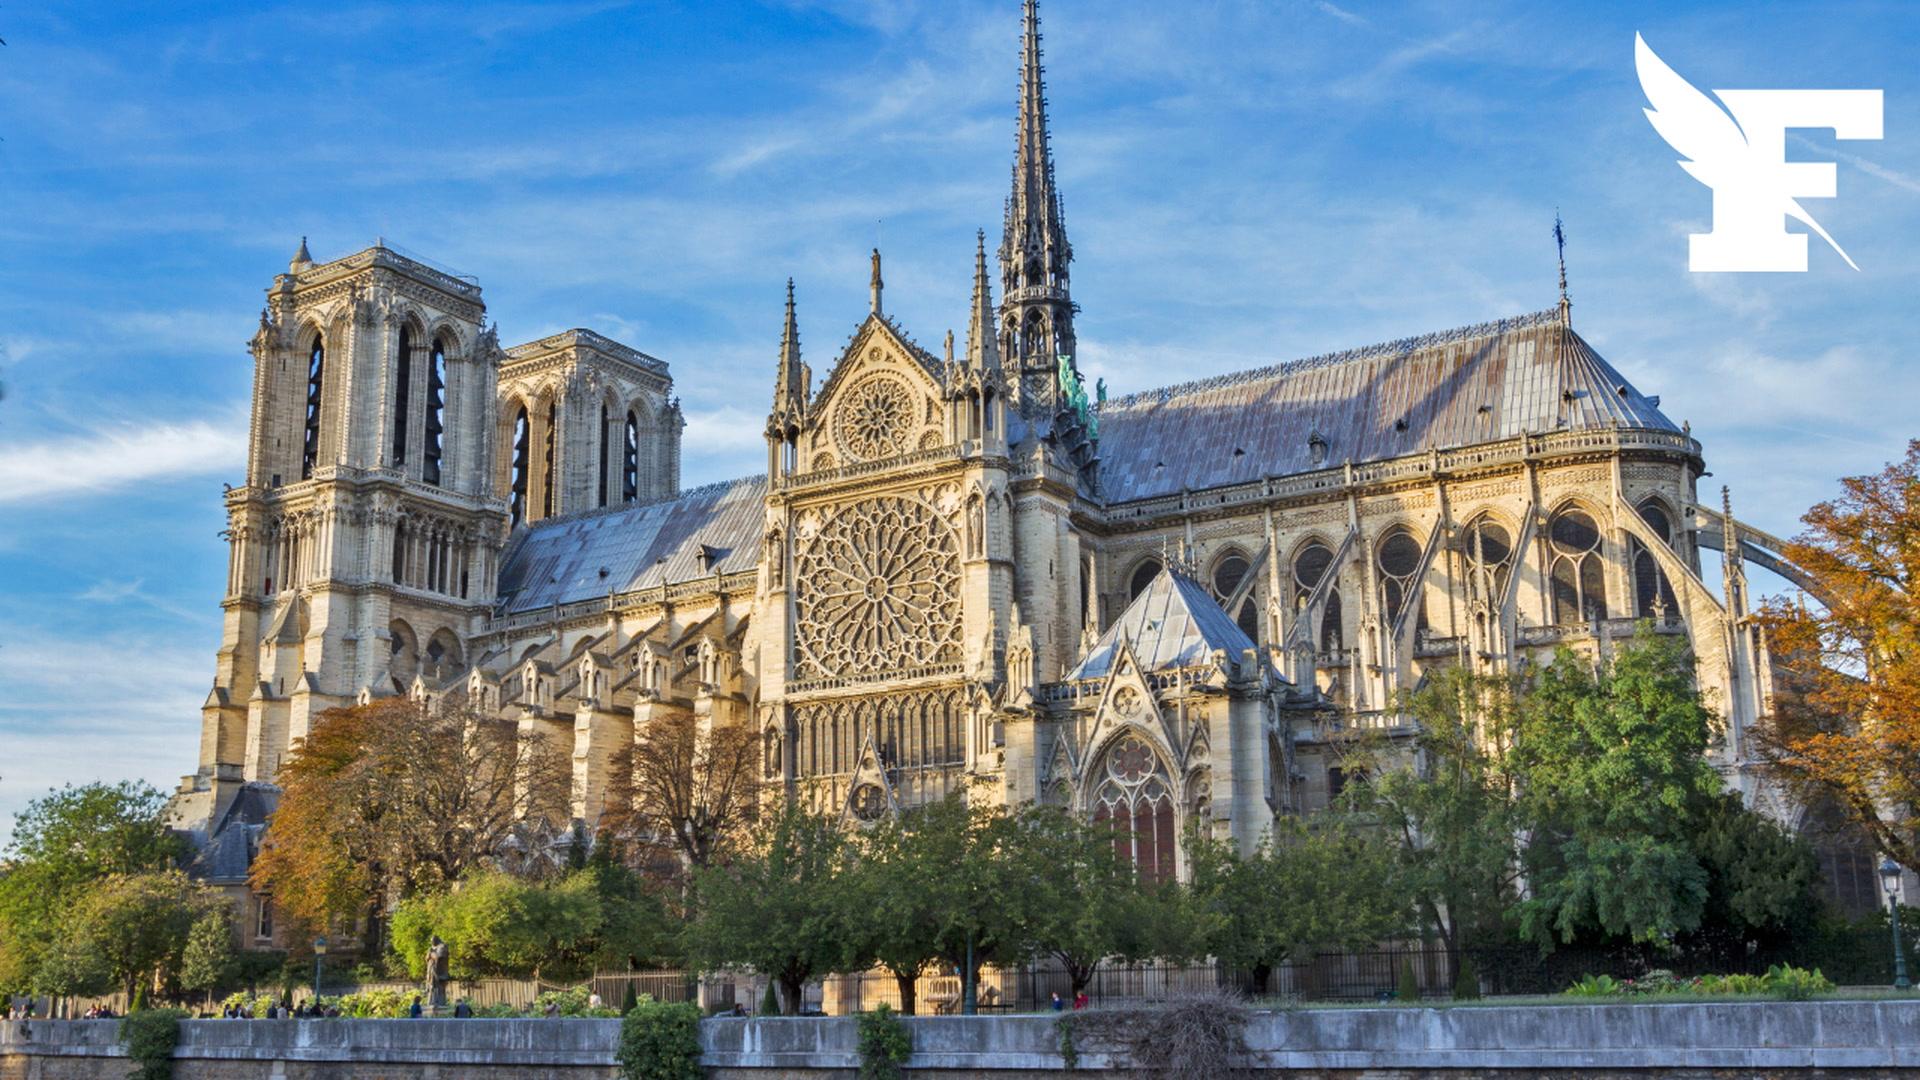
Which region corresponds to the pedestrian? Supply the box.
[588,991,602,1010]
[1072,991,1088,1010]
[1050,992,1064,1011]
[409,996,423,1019]
[452,999,473,1019]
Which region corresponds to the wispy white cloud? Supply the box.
[0,418,244,504]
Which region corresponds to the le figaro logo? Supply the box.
[1636,33,1881,273]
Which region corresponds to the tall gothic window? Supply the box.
[1377,530,1423,627]
[1633,499,1679,619]
[1090,734,1177,885]
[1128,558,1161,601]
[1293,541,1342,651]
[509,407,529,526]
[623,410,640,503]
[1462,516,1515,608]
[1210,551,1260,643]
[598,404,611,508]
[301,335,325,479]
[423,340,446,487]
[542,401,557,519]
[1549,508,1608,624]
[391,327,411,467]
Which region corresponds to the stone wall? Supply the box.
[6,1001,1920,1078]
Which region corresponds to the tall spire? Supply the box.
[774,278,808,413]
[1000,0,1077,420]
[869,248,884,316]
[967,230,1001,375]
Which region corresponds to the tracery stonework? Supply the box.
[792,496,963,683]
[834,375,915,462]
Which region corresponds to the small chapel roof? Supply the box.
[496,475,767,615]
[1095,309,1680,502]
[1065,567,1262,683]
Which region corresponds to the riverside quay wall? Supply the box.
[6,1001,1920,1078]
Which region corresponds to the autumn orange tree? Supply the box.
[251,698,572,930]
[1760,440,1920,871]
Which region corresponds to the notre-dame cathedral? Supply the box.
[170,0,1812,899]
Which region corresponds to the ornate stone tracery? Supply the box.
[792,496,963,683]
[834,375,916,462]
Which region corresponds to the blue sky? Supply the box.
[0,0,1915,839]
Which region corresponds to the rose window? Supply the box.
[836,377,915,461]
[850,783,888,821]
[793,497,963,682]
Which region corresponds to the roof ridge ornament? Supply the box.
[1554,210,1572,327]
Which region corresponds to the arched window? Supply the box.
[1090,734,1177,884]
[509,407,530,526]
[1377,530,1423,627]
[1210,551,1260,644]
[598,404,611,508]
[391,327,411,467]
[1211,552,1249,599]
[391,521,407,584]
[1633,499,1679,619]
[1549,508,1608,624]
[542,401,557,519]
[301,335,325,479]
[1128,558,1161,601]
[623,411,640,503]
[423,340,446,486]
[1462,517,1515,608]
[1293,542,1342,651]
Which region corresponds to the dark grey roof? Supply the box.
[496,476,767,615]
[1066,569,1259,682]
[189,783,279,884]
[1095,310,1678,502]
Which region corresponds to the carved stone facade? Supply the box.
[171,0,1810,884]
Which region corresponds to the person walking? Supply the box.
[409,996,423,1019]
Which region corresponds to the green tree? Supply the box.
[389,870,604,981]
[1342,666,1523,979]
[845,804,963,1014]
[1513,632,1723,947]
[179,909,238,1008]
[685,805,852,1014]
[1686,790,1824,947]
[0,782,182,995]
[53,871,222,1003]
[998,804,1138,996]
[1188,819,1405,993]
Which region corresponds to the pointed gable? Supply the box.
[1066,568,1257,682]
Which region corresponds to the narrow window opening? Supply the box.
[391,327,411,467]
[423,340,446,486]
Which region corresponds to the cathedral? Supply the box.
[170,0,1811,900]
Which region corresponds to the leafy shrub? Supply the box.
[1451,956,1481,1001]
[1056,1014,1079,1070]
[1395,958,1420,1002]
[473,1002,520,1018]
[616,997,703,1080]
[1762,963,1832,1000]
[326,988,416,1018]
[856,1003,912,1080]
[531,985,620,1018]
[1565,973,1622,997]
[759,980,779,1016]
[120,1008,189,1080]
[1696,972,1765,995]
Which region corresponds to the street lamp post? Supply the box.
[1879,859,1909,991]
[312,936,329,1007]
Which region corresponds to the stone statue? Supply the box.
[426,936,450,1010]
